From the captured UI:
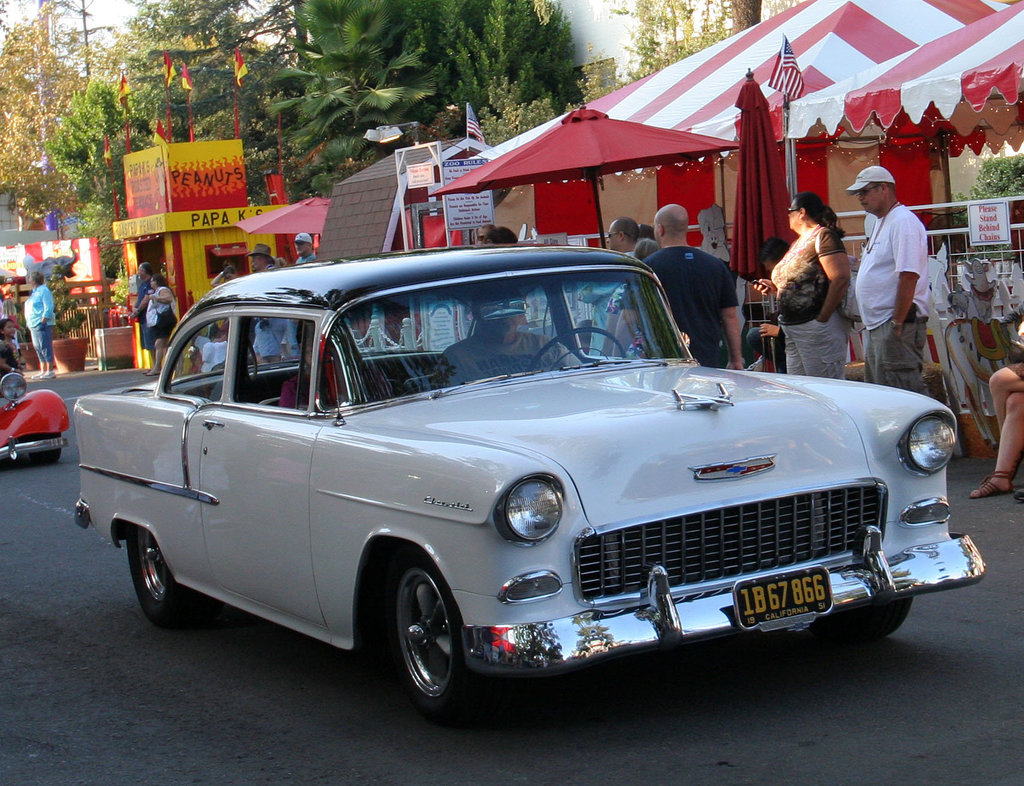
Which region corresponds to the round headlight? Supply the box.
[499,477,562,543]
[1,371,27,402]
[902,414,956,474]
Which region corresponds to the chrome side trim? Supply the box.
[78,463,219,504]
[464,534,985,676]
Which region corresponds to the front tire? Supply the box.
[28,446,61,464]
[125,526,223,628]
[385,546,504,725]
[809,598,913,643]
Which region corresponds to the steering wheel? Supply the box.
[529,327,627,371]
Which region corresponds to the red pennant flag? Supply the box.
[102,134,112,164]
[156,119,167,141]
[163,51,175,88]
[181,62,193,92]
[233,48,248,87]
[117,72,131,105]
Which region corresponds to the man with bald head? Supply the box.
[646,204,743,369]
[607,217,639,255]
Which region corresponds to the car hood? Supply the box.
[361,364,890,528]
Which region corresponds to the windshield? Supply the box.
[329,268,690,402]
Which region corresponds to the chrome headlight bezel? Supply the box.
[899,412,956,475]
[1,371,26,403]
[495,475,563,544]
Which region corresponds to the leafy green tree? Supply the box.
[390,0,579,142]
[970,154,1024,199]
[0,12,85,224]
[616,0,732,80]
[273,0,435,189]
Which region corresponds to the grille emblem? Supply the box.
[689,455,776,481]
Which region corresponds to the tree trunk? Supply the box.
[733,0,763,31]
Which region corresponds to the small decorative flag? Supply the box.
[233,48,248,87]
[102,134,111,164]
[466,103,485,143]
[181,62,194,92]
[156,119,168,141]
[117,72,131,105]
[767,36,804,100]
[163,51,175,88]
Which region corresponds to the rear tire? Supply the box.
[125,526,223,628]
[809,598,913,644]
[385,546,505,725]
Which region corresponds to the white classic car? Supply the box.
[74,246,984,724]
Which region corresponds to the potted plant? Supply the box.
[49,274,89,373]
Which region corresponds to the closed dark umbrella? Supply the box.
[434,107,736,245]
[732,73,792,280]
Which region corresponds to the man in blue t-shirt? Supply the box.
[645,204,743,369]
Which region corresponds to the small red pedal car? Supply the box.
[1,372,70,464]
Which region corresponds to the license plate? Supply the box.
[733,567,833,630]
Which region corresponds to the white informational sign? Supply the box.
[440,158,494,231]
[407,162,436,188]
[968,200,1011,246]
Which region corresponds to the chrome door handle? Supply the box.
[202,420,225,430]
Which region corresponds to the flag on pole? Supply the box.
[181,62,194,92]
[117,72,131,105]
[156,119,168,142]
[768,36,804,100]
[466,103,485,143]
[233,48,248,87]
[162,51,175,87]
[102,134,111,164]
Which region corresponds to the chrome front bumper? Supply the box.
[1,435,68,462]
[464,531,985,676]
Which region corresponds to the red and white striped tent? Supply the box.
[483,0,996,161]
[789,0,1024,152]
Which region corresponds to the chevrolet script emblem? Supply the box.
[689,455,776,481]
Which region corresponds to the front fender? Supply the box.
[1,389,70,438]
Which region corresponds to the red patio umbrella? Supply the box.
[731,73,792,280]
[234,196,331,236]
[434,107,736,245]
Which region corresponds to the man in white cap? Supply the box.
[847,165,929,395]
[294,233,316,265]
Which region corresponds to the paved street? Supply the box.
[2,369,1022,785]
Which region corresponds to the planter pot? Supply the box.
[20,343,40,372]
[53,337,89,374]
[94,326,135,370]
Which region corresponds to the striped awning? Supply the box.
[482,0,995,161]
[789,1,1024,151]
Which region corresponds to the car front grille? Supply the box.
[575,484,883,601]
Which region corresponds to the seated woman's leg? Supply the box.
[971,390,1024,498]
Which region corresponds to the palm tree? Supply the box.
[275,0,435,166]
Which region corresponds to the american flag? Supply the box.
[466,103,485,143]
[768,36,804,99]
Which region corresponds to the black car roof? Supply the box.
[191,245,650,315]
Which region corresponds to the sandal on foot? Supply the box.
[969,471,1014,499]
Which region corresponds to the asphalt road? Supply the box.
[2,369,1022,785]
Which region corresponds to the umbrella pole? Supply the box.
[588,168,607,247]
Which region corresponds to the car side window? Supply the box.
[233,315,315,409]
[166,318,231,400]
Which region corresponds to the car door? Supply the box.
[191,314,327,627]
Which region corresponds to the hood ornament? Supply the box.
[689,455,776,481]
[673,382,733,410]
